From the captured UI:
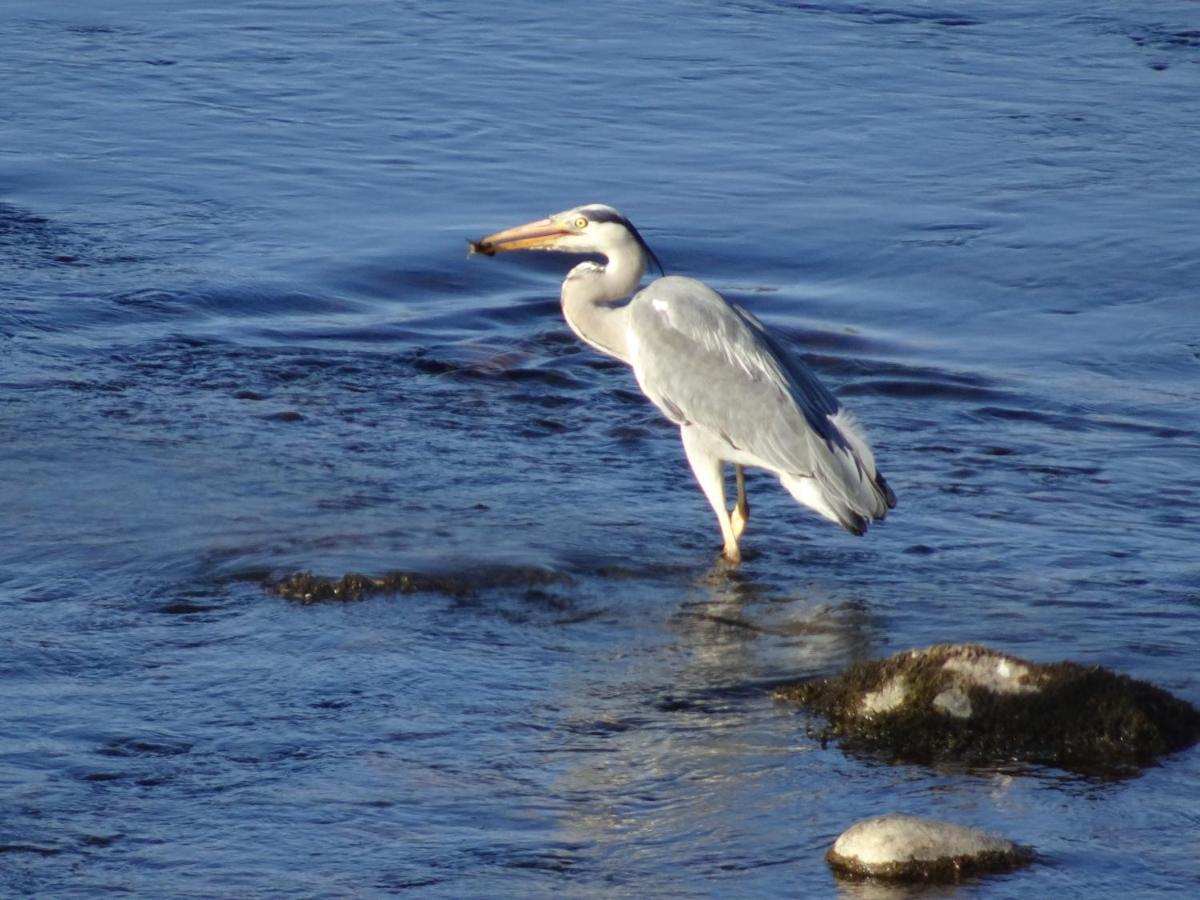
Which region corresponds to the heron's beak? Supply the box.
[468,217,569,256]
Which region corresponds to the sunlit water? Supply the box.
[2,1,1198,896]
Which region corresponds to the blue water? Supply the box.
[3,1,1199,896]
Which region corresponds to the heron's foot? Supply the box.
[730,500,750,541]
[720,541,742,565]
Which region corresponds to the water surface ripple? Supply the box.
[2,1,1198,896]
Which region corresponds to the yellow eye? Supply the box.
[574,217,588,229]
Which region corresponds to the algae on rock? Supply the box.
[775,644,1200,773]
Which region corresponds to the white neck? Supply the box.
[559,239,647,365]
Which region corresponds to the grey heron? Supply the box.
[470,204,895,563]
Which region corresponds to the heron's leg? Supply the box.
[680,427,741,563]
[731,464,750,541]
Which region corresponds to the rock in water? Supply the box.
[775,643,1200,774]
[267,567,570,603]
[827,814,1032,882]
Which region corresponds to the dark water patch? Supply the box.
[499,847,583,874]
[944,467,979,480]
[938,482,989,496]
[105,338,400,406]
[971,405,1197,440]
[768,323,890,357]
[910,443,963,455]
[564,717,640,737]
[1017,462,1104,481]
[503,366,585,388]
[190,286,365,324]
[512,391,576,410]
[652,694,726,715]
[154,600,220,614]
[109,288,189,314]
[393,295,560,339]
[609,387,649,408]
[839,377,1008,402]
[899,220,993,249]
[79,834,118,848]
[472,297,563,330]
[0,202,83,272]
[519,417,570,437]
[81,771,123,782]
[650,676,787,712]
[402,344,588,389]
[21,375,134,395]
[807,354,1004,407]
[377,874,451,892]
[313,493,395,513]
[564,558,702,584]
[408,351,459,377]
[0,844,63,857]
[98,735,194,758]
[266,321,433,346]
[729,1,980,28]
[678,610,771,635]
[607,424,652,443]
[62,22,133,37]
[320,257,478,302]
[1127,26,1200,54]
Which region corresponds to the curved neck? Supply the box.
[559,244,646,365]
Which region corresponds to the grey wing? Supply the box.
[627,276,895,529]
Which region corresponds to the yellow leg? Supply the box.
[680,427,741,563]
[730,465,750,541]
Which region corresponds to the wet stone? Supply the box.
[775,643,1200,774]
[827,814,1032,883]
[268,567,571,603]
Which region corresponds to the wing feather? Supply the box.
[627,276,894,528]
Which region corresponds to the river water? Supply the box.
[2,1,1198,896]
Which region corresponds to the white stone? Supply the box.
[830,814,1017,869]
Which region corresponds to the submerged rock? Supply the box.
[775,644,1200,773]
[827,814,1032,882]
[268,566,569,603]
[270,570,439,602]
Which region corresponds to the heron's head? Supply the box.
[470,203,663,273]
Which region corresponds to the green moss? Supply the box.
[775,644,1200,773]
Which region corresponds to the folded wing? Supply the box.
[627,276,895,533]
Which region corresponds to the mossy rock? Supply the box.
[268,570,435,602]
[775,644,1200,774]
[268,567,569,603]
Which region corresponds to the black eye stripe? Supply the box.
[577,206,625,226]
[563,205,666,277]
